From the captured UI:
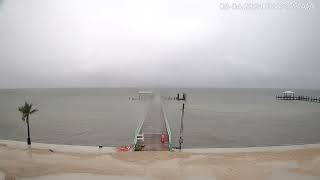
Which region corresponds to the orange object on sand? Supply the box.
[117,146,131,152]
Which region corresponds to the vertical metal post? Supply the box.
[179,103,185,151]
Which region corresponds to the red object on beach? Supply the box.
[117,146,131,152]
[160,132,165,143]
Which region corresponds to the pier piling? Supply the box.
[276,94,320,103]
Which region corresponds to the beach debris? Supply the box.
[135,144,145,151]
[117,145,131,152]
[0,143,8,147]
[49,149,54,152]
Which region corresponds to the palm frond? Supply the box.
[18,102,38,122]
[28,103,33,111]
[18,106,24,113]
[30,109,38,114]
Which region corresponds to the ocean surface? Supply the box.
[0,88,320,148]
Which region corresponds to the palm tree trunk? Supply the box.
[26,115,31,145]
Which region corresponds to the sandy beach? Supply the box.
[0,140,320,180]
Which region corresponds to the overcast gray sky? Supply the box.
[0,0,319,89]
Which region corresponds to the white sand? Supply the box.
[18,173,154,180]
[1,140,320,180]
[267,171,319,180]
[0,139,116,154]
[18,173,218,180]
[181,143,320,153]
[23,175,217,180]
[0,171,5,180]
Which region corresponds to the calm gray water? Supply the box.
[0,88,320,148]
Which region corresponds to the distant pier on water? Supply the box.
[276,91,320,103]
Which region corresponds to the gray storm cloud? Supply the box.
[0,0,319,89]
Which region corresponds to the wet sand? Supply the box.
[0,140,319,180]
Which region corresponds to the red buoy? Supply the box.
[160,132,165,143]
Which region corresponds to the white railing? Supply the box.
[161,103,173,151]
[132,117,145,151]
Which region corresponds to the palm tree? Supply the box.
[18,102,38,145]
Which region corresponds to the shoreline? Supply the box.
[1,139,320,180]
[1,139,320,154]
[0,139,116,154]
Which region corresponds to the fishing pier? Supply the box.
[133,95,172,151]
[276,91,320,103]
